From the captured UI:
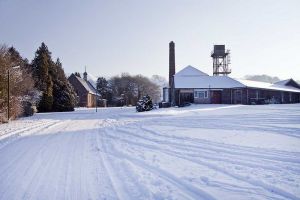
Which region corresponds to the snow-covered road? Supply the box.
[0,104,300,200]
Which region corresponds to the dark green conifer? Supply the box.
[74,72,81,78]
[52,58,76,111]
[31,42,54,112]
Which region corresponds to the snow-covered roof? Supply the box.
[238,79,300,93]
[87,74,97,87]
[175,65,209,77]
[175,75,244,88]
[237,79,271,89]
[269,84,300,93]
[174,66,300,93]
[273,79,291,86]
[74,75,99,95]
[174,66,243,88]
[273,79,300,89]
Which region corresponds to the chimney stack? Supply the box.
[169,41,175,87]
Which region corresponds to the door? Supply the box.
[234,90,242,104]
[211,91,222,104]
[179,92,194,106]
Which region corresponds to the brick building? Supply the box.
[165,41,300,106]
[68,72,101,107]
[171,65,300,106]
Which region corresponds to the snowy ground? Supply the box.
[0,104,300,200]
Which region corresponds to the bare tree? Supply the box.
[108,73,160,106]
[0,45,39,122]
[135,74,160,103]
[151,75,168,102]
[0,45,10,122]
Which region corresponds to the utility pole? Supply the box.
[7,66,20,121]
[7,69,10,120]
[96,90,98,112]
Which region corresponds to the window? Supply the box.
[194,90,208,98]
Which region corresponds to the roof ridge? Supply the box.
[175,65,209,77]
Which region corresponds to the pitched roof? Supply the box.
[72,74,99,95]
[175,75,244,88]
[273,79,291,86]
[174,66,300,93]
[237,79,300,93]
[273,79,300,89]
[175,65,209,77]
[174,66,243,88]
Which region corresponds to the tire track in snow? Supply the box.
[152,112,300,139]
[1,120,54,137]
[22,134,67,199]
[98,134,152,199]
[96,126,131,200]
[97,118,159,200]
[0,120,63,150]
[104,126,300,200]
[0,120,67,182]
[88,131,119,200]
[11,120,75,200]
[137,125,300,164]
[16,116,98,199]
[115,126,300,175]
[0,118,82,200]
[0,130,58,199]
[101,127,217,200]
[105,128,297,176]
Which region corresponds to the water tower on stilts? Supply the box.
[211,45,231,76]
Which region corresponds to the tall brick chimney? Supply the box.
[169,41,175,87]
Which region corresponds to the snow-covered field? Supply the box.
[0,104,300,200]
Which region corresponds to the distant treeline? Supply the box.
[244,74,280,83]
[93,74,164,106]
[245,75,300,85]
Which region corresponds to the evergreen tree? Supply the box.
[8,46,25,66]
[52,58,76,111]
[136,95,153,112]
[31,42,54,112]
[74,72,81,78]
[31,43,75,112]
[96,77,110,99]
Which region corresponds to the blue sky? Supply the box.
[1,0,300,80]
